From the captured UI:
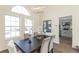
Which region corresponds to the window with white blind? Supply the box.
[5,15,20,39]
[25,19,32,34]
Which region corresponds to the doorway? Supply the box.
[59,16,72,42]
[53,16,77,53]
[58,16,77,52]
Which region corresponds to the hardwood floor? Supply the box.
[53,37,78,53]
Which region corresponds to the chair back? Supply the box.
[8,40,17,53]
[49,36,55,53]
[40,37,51,53]
[24,33,31,39]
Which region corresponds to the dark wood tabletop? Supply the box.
[14,37,42,53]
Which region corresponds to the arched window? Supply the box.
[11,6,30,16]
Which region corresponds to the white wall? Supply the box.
[32,13,43,33]
[43,6,79,48]
[0,15,8,51]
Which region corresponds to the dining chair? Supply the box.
[49,36,55,53]
[24,33,31,39]
[8,40,17,53]
[40,37,51,53]
[34,32,38,36]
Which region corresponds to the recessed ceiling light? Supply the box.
[32,7,41,10]
[31,6,45,10]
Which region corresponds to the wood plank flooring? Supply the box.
[53,37,78,53]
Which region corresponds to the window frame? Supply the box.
[5,15,20,39]
[24,19,33,34]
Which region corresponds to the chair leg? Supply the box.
[49,48,53,53]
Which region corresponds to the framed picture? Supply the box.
[43,20,52,33]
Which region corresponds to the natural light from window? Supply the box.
[25,19,32,34]
[11,6,30,16]
[5,15,20,39]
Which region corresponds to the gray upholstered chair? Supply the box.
[40,37,51,53]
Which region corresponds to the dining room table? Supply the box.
[14,37,42,53]
[14,35,53,53]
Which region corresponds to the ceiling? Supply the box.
[0,5,47,13]
[24,5,47,13]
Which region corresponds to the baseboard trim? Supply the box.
[0,49,9,53]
